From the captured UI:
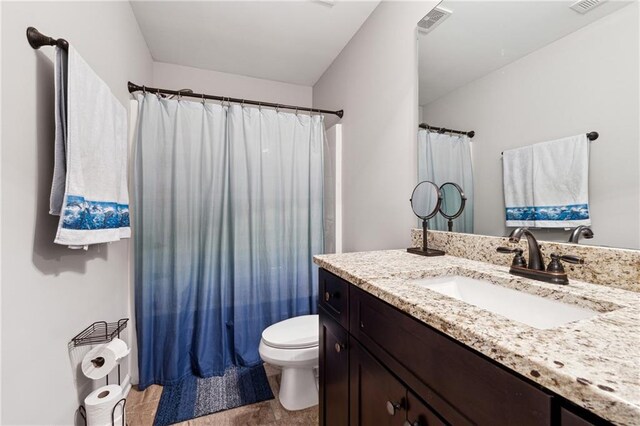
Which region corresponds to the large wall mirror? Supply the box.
[417,1,639,250]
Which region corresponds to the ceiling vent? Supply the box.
[417,6,452,35]
[570,0,606,14]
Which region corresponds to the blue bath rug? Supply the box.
[153,365,274,426]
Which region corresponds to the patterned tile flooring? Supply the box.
[125,364,318,425]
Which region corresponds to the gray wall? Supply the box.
[313,1,437,252]
[153,61,313,106]
[422,3,639,250]
[0,2,153,424]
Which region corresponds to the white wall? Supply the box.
[422,3,640,250]
[313,1,438,252]
[153,62,312,106]
[0,2,153,424]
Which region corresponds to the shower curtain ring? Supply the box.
[201,93,205,105]
[142,85,146,94]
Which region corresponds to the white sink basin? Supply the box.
[412,275,598,329]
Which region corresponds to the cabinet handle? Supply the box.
[404,421,423,426]
[386,400,402,416]
[324,291,331,302]
[334,342,345,353]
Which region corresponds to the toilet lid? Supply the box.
[262,315,319,349]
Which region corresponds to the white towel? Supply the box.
[51,46,130,247]
[503,134,590,228]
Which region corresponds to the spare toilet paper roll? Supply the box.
[85,384,125,426]
[81,338,130,380]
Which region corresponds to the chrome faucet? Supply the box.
[508,227,544,271]
[568,225,594,244]
[497,227,584,285]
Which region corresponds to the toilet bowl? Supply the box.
[259,314,319,411]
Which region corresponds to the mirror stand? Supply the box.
[407,218,445,257]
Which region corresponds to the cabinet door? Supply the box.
[350,339,407,426]
[405,390,448,426]
[319,307,349,426]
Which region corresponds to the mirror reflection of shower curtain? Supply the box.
[134,93,324,389]
[418,129,474,232]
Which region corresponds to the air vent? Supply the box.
[570,0,606,14]
[417,6,452,35]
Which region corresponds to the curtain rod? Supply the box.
[128,82,344,118]
[26,27,68,51]
[419,123,475,138]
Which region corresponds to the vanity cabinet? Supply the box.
[318,268,611,426]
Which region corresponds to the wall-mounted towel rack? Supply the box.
[26,27,68,51]
[501,132,598,155]
[419,123,475,138]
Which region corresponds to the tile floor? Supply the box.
[125,364,319,425]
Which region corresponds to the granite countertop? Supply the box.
[313,250,640,426]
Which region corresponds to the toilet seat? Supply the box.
[261,315,319,349]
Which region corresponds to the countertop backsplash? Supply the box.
[411,229,640,293]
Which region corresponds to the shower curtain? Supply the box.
[134,93,324,389]
[418,129,474,233]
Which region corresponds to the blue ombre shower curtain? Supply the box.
[134,93,324,389]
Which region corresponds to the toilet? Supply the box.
[259,314,319,411]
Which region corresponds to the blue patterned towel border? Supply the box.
[506,204,589,222]
[62,195,129,230]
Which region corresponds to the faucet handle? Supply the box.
[496,247,526,268]
[558,254,584,264]
[547,253,585,274]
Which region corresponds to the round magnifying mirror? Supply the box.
[439,182,467,232]
[439,182,466,218]
[407,181,445,257]
[410,181,442,220]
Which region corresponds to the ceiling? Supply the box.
[419,1,634,105]
[130,1,380,86]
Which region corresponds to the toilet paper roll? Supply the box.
[81,338,130,380]
[85,384,125,426]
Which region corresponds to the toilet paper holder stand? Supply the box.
[72,319,129,426]
[78,399,126,426]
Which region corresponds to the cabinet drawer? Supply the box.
[350,285,552,425]
[319,268,349,328]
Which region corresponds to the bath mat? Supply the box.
[153,365,274,426]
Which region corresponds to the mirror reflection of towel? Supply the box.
[503,134,590,228]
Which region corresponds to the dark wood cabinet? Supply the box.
[405,390,447,426]
[318,268,612,426]
[349,340,408,426]
[319,307,349,426]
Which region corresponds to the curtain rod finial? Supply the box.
[336,110,344,118]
